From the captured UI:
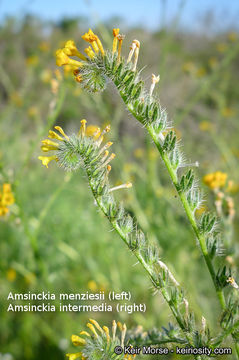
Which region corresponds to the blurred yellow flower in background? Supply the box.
[6,268,17,282]
[199,121,213,131]
[134,148,144,159]
[216,43,228,53]
[196,67,207,78]
[27,106,38,118]
[38,41,50,52]
[149,148,158,160]
[227,32,237,42]
[226,180,239,194]
[26,55,39,66]
[40,69,53,83]
[208,57,218,69]
[182,61,196,74]
[203,171,227,190]
[24,272,36,285]
[123,163,134,173]
[10,92,23,107]
[0,183,15,217]
[87,280,97,292]
[221,107,235,118]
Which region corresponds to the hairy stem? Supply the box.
[86,173,198,350]
[116,88,226,310]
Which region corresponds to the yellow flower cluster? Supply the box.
[55,40,86,71]
[203,171,227,190]
[38,125,68,168]
[56,28,127,81]
[55,29,106,79]
[38,121,106,168]
[67,319,136,360]
[6,268,17,282]
[0,183,15,216]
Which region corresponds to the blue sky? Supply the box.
[0,0,239,31]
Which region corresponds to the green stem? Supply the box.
[234,342,239,359]
[117,89,227,311]
[214,320,239,346]
[147,126,226,310]
[86,175,197,350]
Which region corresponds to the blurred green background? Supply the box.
[0,0,239,359]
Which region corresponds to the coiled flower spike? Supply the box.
[66,319,136,360]
[38,121,132,192]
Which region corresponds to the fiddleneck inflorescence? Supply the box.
[39,121,217,354]
[66,319,136,360]
[55,28,235,297]
[53,28,239,353]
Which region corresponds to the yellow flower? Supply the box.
[216,43,228,53]
[3,183,12,193]
[6,268,17,282]
[82,28,98,43]
[227,32,237,42]
[199,121,213,131]
[82,29,105,56]
[64,64,79,77]
[66,352,82,360]
[10,92,23,107]
[208,57,218,69]
[1,192,14,206]
[0,207,9,216]
[24,272,36,285]
[55,49,83,67]
[85,125,101,138]
[84,46,95,59]
[27,106,38,118]
[123,163,133,173]
[0,183,15,216]
[221,107,235,118]
[40,69,52,83]
[87,280,98,292]
[64,40,87,61]
[113,28,120,37]
[203,171,227,190]
[182,61,196,74]
[134,148,144,159]
[149,148,158,160]
[26,55,39,66]
[71,335,86,346]
[38,126,73,168]
[112,28,120,54]
[38,155,58,168]
[38,41,50,52]
[67,319,136,360]
[196,67,206,78]
[226,180,239,194]
[41,139,59,147]
[75,74,83,83]
[48,130,64,141]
